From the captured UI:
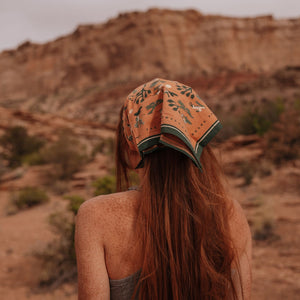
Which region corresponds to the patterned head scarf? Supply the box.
[122,78,222,171]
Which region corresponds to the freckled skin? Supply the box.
[75,190,143,300]
[75,190,252,300]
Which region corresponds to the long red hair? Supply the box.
[116,106,242,300]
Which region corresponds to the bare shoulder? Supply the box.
[228,198,252,254]
[78,189,139,214]
[76,190,140,233]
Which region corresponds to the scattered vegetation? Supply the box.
[0,126,45,168]
[217,97,299,172]
[36,210,76,288]
[9,186,49,212]
[35,194,85,288]
[22,150,47,166]
[234,159,273,185]
[50,180,70,195]
[92,175,116,196]
[41,129,88,180]
[216,98,286,141]
[236,98,285,136]
[264,110,300,164]
[64,194,85,214]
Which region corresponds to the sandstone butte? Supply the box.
[0,8,299,124]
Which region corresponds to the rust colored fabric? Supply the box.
[122,78,222,170]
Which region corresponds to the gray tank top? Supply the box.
[109,270,141,300]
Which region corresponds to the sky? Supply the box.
[1,0,299,52]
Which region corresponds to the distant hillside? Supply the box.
[0,9,299,123]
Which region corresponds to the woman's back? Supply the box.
[76,187,251,299]
[94,189,143,280]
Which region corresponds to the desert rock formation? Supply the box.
[0,9,299,123]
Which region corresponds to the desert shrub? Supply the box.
[63,194,85,214]
[36,211,76,288]
[22,151,47,166]
[35,195,85,288]
[92,137,115,157]
[10,186,49,210]
[0,125,45,168]
[92,175,116,196]
[237,98,285,136]
[294,98,300,111]
[264,110,300,164]
[0,157,7,178]
[42,129,88,180]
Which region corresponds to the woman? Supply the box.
[75,78,252,300]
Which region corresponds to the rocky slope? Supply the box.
[0,9,299,123]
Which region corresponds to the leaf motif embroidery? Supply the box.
[134,107,142,116]
[167,99,193,124]
[134,85,151,104]
[175,84,195,99]
[146,99,163,114]
[150,79,166,88]
[164,90,178,97]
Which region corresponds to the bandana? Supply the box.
[122,78,222,170]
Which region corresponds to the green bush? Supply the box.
[21,151,47,166]
[63,194,85,215]
[92,175,116,196]
[0,126,45,168]
[42,129,88,180]
[11,186,49,210]
[237,98,285,136]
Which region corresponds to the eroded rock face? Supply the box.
[0,9,299,123]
